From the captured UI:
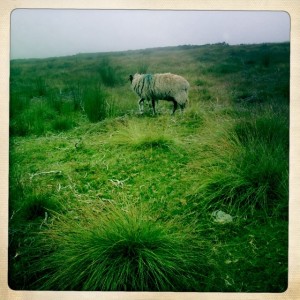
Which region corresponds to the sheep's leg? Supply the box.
[138,98,144,114]
[179,103,186,113]
[151,99,156,115]
[172,100,178,115]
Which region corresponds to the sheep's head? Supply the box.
[129,74,133,83]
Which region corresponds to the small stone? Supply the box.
[212,210,233,223]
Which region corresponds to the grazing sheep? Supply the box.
[129,73,190,115]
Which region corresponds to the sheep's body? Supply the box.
[129,73,190,114]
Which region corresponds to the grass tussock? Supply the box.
[20,193,60,221]
[83,85,109,122]
[30,205,205,291]
[109,118,180,151]
[188,109,288,216]
[98,57,120,87]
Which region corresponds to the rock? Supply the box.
[212,210,233,224]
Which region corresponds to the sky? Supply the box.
[10,9,290,59]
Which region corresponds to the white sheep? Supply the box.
[129,73,190,115]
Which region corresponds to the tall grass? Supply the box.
[188,107,288,216]
[10,99,55,136]
[10,91,30,120]
[83,85,117,123]
[98,57,120,87]
[30,204,205,291]
[10,97,77,136]
[83,85,109,122]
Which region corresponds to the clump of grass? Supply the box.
[10,99,56,136]
[9,174,62,222]
[98,57,119,87]
[50,98,76,131]
[109,118,179,150]
[51,115,75,132]
[233,110,289,214]
[83,85,108,122]
[234,108,289,150]
[10,91,30,119]
[195,148,285,214]
[188,111,288,215]
[10,96,77,136]
[31,204,205,291]
[20,193,61,221]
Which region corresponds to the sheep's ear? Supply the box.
[129,74,133,83]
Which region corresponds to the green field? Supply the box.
[9,43,289,291]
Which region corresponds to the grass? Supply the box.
[9,42,289,292]
[83,85,109,122]
[109,118,180,150]
[187,133,288,216]
[28,204,206,291]
[185,105,289,216]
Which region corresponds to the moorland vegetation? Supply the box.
[9,42,289,291]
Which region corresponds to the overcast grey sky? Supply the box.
[10,9,290,59]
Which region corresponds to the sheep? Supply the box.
[129,73,190,115]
